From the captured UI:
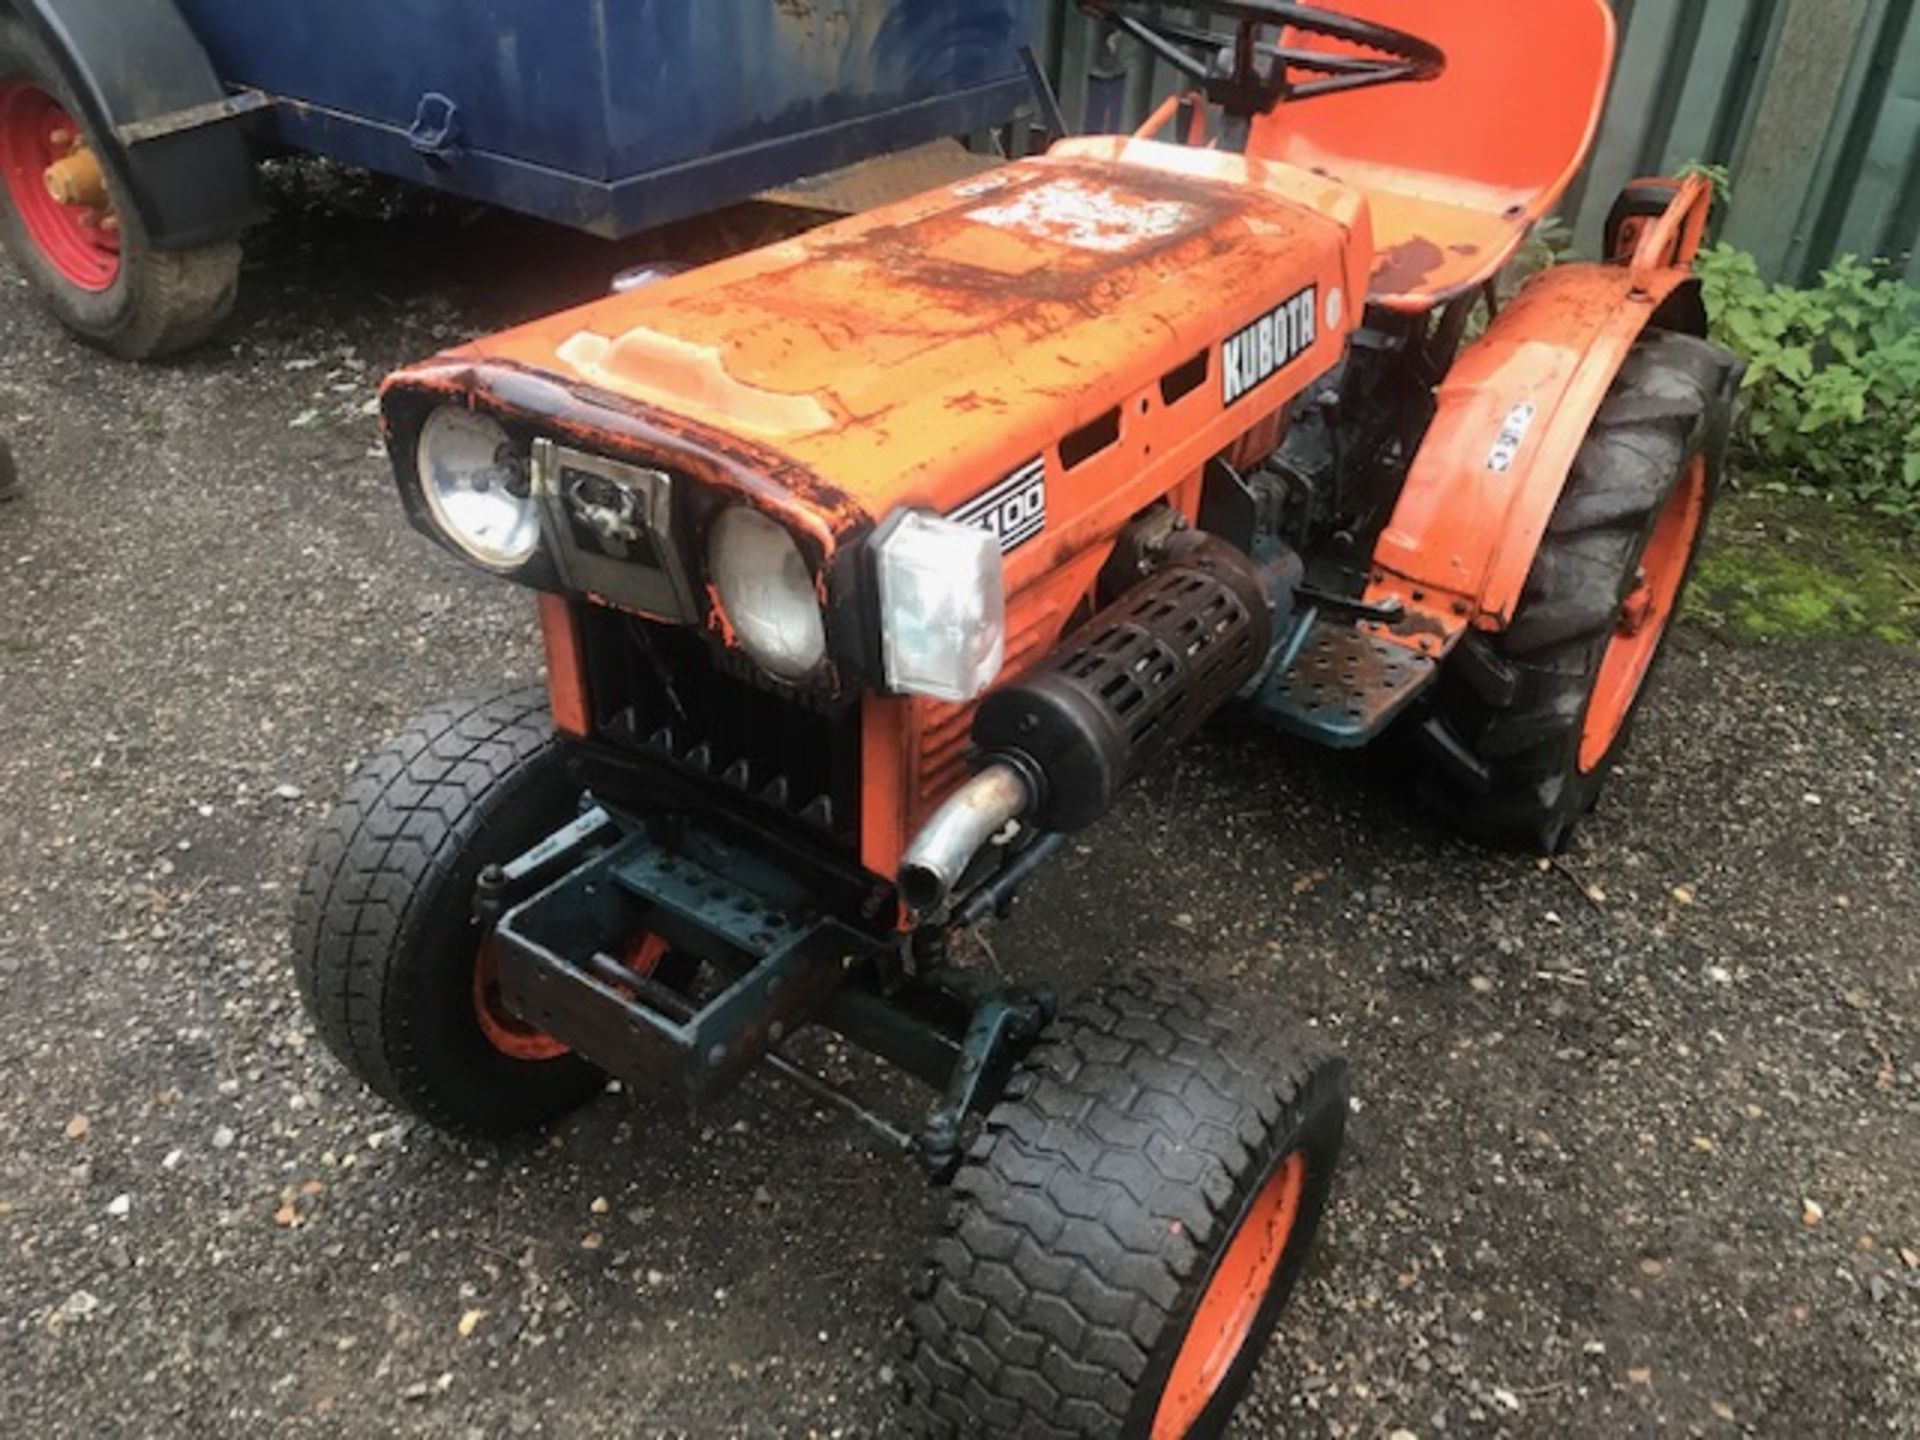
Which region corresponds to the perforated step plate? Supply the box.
[1253,617,1438,749]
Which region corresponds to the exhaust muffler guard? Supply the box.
[974,535,1275,832]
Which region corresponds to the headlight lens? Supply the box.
[874,511,1005,702]
[708,507,829,681]
[416,405,540,570]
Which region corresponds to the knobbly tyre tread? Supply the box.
[291,684,605,1133]
[1421,329,1740,853]
[0,16,242,360]
[901,971,1348,1438]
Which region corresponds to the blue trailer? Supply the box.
[0,0,1037,358]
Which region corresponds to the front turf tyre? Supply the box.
[292,685,607,1134]
[0,17,241,359]
[903,974,1349,1439]
[1422,329,1742,853]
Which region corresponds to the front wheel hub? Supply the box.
[0,82,121,291]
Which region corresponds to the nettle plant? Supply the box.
[1697,244,1920,521]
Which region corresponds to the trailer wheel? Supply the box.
[0,18,239,359]
[292,685,609,1134]
[902,973,1348,1439]
[1422,329,1740,852]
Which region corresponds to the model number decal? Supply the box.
[951,457,1046,554]
[1486,401,1538,473]
[1222,286,1318,406]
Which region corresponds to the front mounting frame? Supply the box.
[487,801,1050,1171]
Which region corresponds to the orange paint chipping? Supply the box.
[422,143,1367,598]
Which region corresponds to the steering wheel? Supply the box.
[1079,1,1445,118]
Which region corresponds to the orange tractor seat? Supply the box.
[1249,0,1618,313]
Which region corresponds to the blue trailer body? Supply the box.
[167,0,1037,237]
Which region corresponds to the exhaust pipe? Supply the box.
[898,761,1033,916]
[898,534,1285,918]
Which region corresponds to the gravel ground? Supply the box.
[1,175,1916,1439]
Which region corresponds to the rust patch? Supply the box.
[703,580,739,649]
[1370,237,1445,297]
[1389,605,1452,641]
[826,157,1262,317]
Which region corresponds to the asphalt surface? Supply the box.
[1,170,1916,1438]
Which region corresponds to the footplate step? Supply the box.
[1253,616,1438,748]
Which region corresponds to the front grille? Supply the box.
[578,607,861,850]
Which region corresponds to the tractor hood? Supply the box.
[385,139,1372,580]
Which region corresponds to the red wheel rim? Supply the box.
[1152,1151,1307,1439]
[471,930,671,1063]
[0,82,121,291]
[1578,457,1708,773]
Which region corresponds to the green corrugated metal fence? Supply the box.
[1035,0,1920,284]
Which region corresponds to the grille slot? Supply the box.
[581,609,860,848]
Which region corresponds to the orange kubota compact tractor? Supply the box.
[295,2,1740,1433]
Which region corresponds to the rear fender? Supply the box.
[1363,259,1704,645]
[7,0,259,247]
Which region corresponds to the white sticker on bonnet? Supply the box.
[966,177,1197,253]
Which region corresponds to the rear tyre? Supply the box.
[902,972,1348,1439]
[0,18,240,359]
[291,685,607,1134]
[1422,329,1740,852]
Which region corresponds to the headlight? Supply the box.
[874,512,1005,702]
[708,507,828,681]
[417,405,540,570]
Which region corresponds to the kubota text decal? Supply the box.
[951,457,1046,554]
[1223,286,1318,405]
